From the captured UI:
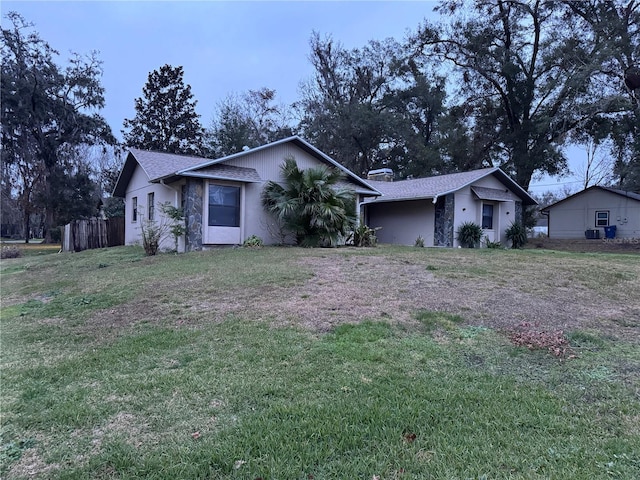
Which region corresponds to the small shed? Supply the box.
[541,186,640,239]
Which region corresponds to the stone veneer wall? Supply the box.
[434,193,455,246]
[515,201,523,226]
[183,179,203,251]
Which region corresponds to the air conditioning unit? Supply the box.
[585,229,600,239]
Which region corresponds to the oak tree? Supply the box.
[1,12,115,241]
[412,0,618,190]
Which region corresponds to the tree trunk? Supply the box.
[23,210,31,244]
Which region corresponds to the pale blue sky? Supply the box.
[2,0,582,192]
[3,1,434,134]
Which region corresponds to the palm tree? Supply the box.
[262,156,356,247]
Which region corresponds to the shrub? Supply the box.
[506,222,527,249]
[348,224,378,247]
[139,202,186,256]
[49,226,62,243]
[414,235,425,248]
[484,236,502,249]
[160,203,186,253]
[140,219,162,256]
[456,222,483,248]
[0,246,22,259]
[243,235,264,248]
[262,156,356,247]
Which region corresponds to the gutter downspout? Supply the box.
[541,210,550,239]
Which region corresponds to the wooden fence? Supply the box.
[62,218,125,252]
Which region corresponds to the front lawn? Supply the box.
[1,246,639,479]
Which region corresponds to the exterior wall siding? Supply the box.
[367,199,435,246]
[224,143,358,245]
[124,164,181,251]
[547,189,640,239]
[454,184,517,246]
[224,144,330,182]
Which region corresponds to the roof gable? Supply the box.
[542,185,640,211]
[112,148,214,197]
[364,168,536,205]
[178,136,381,195]
[113,137,382,198]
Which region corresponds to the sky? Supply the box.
[2,0,583,194]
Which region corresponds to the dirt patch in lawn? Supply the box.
[526,237,640,254]
[183,251,640,342]
[82,248,639,344]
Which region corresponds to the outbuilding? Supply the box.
[541,186,640,240]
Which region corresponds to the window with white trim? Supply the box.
[148,192,155,221]
[595,210,609,227]
[208,184,240,227]
[482,204,494,229]
[132,197,138,222]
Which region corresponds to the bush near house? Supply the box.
[506,222,528,249]
[456,221,483,248]
[262,157,356,247]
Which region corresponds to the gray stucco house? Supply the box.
[362,168,537,247]
[113,136,537,250]
[113,136,381,251]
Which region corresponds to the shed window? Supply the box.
[595,210,609,227]
[132,197,138,222]
[208,184,240,227]
[482,204,494,229]
[148,192,155,221]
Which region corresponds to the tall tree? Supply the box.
[563,1,640,191]
[298,33,446,178]
[123,64,204,155]
[412,0,620,190]
[38,152,102,228]
[94,146,126,218]
[1,12,115,242]
[207,87,293,157]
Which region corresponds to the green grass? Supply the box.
[1,241,60,257]
[1,246,639,479]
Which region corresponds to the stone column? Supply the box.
[183,179,203,251]
[515,201,523,225]
[434,193,455,247]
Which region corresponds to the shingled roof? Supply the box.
[113,149,214,197]
[541,185,640,212]
[113,137,382,198]
[129,148,210,181]
[181,164,262,183]
[363,167,536,205]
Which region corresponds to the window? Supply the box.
[482,204,494,229]
[132,197,138,222]
[595,210,609,227]
[208,184,240,227]
[148,192,155,221]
